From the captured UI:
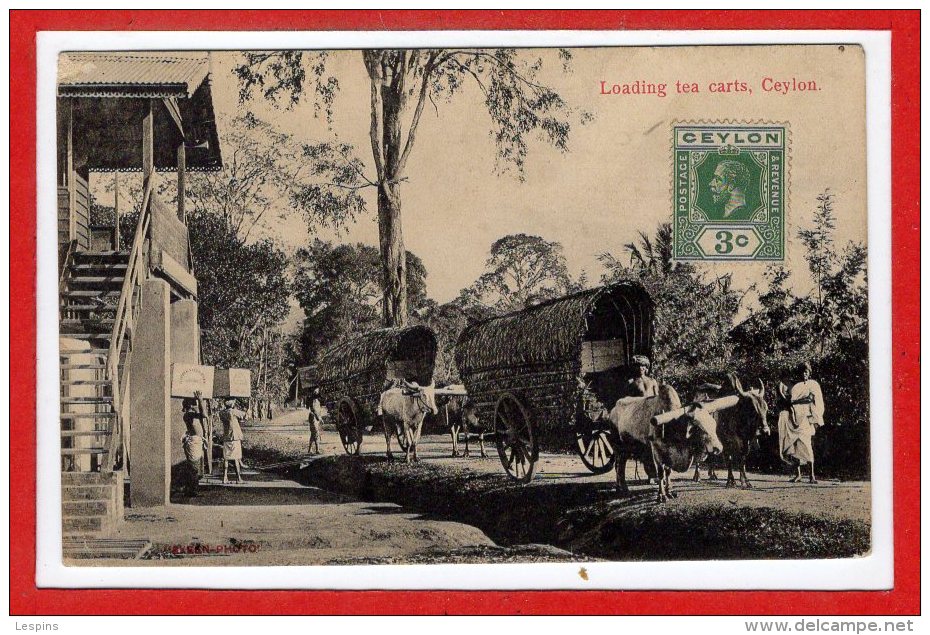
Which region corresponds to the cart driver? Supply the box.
[627,355,658,397]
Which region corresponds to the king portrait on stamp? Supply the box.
[673,123,788,261]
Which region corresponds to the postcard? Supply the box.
[32,27,897,595]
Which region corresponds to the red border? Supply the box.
[10,10,919,615]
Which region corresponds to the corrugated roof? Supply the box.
[58,52,210,98]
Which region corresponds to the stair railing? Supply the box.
[104,176,155,471]
[58,239,78,322]
[59,239,77,290]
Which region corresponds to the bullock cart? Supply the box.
[298,326,438,455]
[454,283,653,483]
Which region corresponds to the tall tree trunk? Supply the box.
[378,181,407,327]
[378,67,408,327]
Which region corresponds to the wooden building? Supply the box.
[57,52,223,545]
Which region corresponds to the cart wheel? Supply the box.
[336,398,362,455]
[575,424,616,475]
[494,393,538,484]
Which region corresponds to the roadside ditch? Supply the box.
[253,446,871,561]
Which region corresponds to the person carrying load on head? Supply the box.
[219,398,247,484]
[626,355,659,397]
[180,391,208,495]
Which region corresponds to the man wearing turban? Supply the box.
[627,355,658,397]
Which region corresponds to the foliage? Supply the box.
[598,202,868,478]
[734,190,867,363]
[91,114,367,240]
[292,239,429,365]
[731,190,869,477]
[91,182,294,405]
[599,223,742,378]
[458,233,579,316]
[413,300,470,385]
[187,113,367,240]
[798,190,837,307]
[730,265,809,359]
[236,49,588,181]
[236,48,589,326]
[187,209,292,403]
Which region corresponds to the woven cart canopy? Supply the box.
[298,325,438,393]
[455,283,653,377]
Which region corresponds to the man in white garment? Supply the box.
[777,362,826,483]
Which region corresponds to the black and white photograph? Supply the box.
[52,42,876,573]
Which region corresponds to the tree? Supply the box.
[414,300,470,385]
[798,189,837,310]
[188,209,291,365]
[459,233,577,315]
[623,223,677,276]
[187,113,365,241]
[600,222,742,378]
[91,113,367,242]
[796,189,840,348]
[292,239,429,364]
[731,265,808,360]
[236,48,588,327]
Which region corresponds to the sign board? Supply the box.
[297,366,316,393]
[171,363,215,398]
[580,340,626,374]
[213,368,251,398]
[385,360,417,381]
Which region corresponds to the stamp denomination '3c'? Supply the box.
[673,123,787,261]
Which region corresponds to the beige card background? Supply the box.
[44,32,888,590]
[197,44,867,302]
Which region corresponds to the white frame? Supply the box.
[36,29,893,590]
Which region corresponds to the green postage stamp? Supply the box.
[672,123,788,261]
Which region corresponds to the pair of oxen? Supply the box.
[608,373,770,503]
[376,374,770,505]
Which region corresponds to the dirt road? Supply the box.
[88,410,579,566]
[91,409,869,565]
[242,408,871,562]
[95,466,576,566]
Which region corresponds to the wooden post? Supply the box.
[176,142,186,222]
[67,100,75,243]
[113,171,120,251]
[260,324,269,413]
[142,99,154,191]
[205,402,214,476]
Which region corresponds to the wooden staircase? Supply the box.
[60,250,129,537]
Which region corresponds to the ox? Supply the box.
[608,384,723,503]
[441,395,485,458]
[377,381,438,462]
[692,373,770,488]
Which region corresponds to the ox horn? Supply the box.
[731,373,748,396]
[757,379,766,398]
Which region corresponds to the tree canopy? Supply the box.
[457,233,578,316]
[599,223,742,378]
[292,239,429,364]
[236,48,588,326]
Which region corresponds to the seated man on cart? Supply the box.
[626,355,659,397]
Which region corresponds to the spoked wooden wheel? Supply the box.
[575,423,616,475]
[336,398,362,455]
[494,393,538,484]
